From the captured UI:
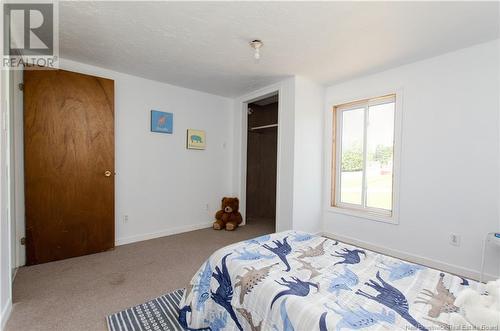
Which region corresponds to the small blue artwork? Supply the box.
[151,110,173,134]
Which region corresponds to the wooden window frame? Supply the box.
[330,93,401,224]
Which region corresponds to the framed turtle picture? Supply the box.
[187,129,206,150]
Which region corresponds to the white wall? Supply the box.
[322,40,500,280]
[13,59,234,252]
[275,79,297,232]
[292,76,324,233]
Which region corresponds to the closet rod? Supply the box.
[249,123,278,131]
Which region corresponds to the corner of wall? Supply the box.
[0,67,13,331]
[292,76,325,233]
[0,299,12,331]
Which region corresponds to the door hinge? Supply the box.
[18,83,24,91]
[20,237,26,245]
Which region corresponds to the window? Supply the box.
[332,94,397,219]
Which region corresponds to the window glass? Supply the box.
[340,108,365,205]
[366,102,395,211]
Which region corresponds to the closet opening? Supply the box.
[245,93,278,230]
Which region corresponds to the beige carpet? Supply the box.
[5,220,274,331]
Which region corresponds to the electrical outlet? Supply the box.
[449,233,460,246]
[205,203,210,212]
[123,215,129,223]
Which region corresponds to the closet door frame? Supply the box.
[236,80,292,232]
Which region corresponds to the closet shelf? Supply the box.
[249,124,278,131]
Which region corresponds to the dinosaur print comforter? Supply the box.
[179,231,480,331]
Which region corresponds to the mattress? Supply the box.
[178,231,480,330]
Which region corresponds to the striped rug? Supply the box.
[106,288,185,331]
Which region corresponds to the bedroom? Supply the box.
[0,1,499,331]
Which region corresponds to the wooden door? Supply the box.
[24,69,115,265]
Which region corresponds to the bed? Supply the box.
[178,231,480,330]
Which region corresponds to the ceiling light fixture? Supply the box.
[249,40,263,60]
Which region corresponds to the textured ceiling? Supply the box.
[60,1,499,97]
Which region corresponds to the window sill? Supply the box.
[325,206,399,225]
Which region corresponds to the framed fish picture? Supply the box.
[187,129,206,150]
[151,110,173,134]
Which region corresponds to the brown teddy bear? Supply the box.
[213,197,243,231]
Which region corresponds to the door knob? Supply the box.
[104,170,112,177]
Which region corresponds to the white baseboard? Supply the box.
[0,299,12,331]
[321,231,498,282]
[115,221,214,246]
